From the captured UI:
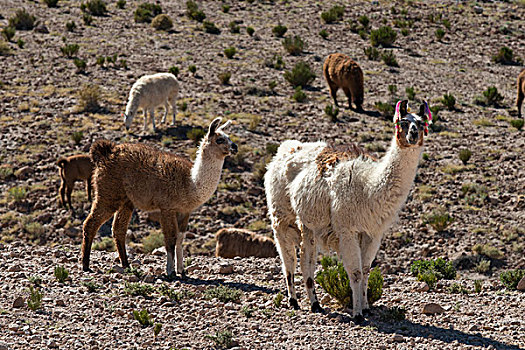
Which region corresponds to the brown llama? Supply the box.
[517,69,525,118]
[215,228,278,259]
[323,53,364,110]
[81,118,237,277]
[57,154,94,210]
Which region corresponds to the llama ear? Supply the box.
[393,100,408,123]
[217,120,232,132]
[208,117,222,136]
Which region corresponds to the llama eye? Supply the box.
[216,138,225,144]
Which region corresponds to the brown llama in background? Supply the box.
[215,228,278,259]
[517,69,525,118]
[323,53,364,111]
[57,154,93,210]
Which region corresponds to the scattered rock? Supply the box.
[64,227,79,238]
[412,281,430,292]
[56,299,66,307]
[152,247,166,256]
[7,265,21,272]
[218,263,234,274]
[422,303,446,315]
[517,276,525,291]
[393,334,404,343]
[111,265,125,274]
[14,166,33,179]
[12,296,25,308]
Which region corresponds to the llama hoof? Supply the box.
[311,301,324,314]
[82,266,93,273]
[289,298,300,310]
[363,308,372,316]
[166,272,177,281]
[352,314,365,324]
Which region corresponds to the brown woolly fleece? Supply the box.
[323,53,364,110]
[215,228,278,259]
[517,69,525,118]
[56,154,93,210]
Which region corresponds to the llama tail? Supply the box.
[90,139,116,165]
[56,158,67,168]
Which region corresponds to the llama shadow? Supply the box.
[170,275,278,294]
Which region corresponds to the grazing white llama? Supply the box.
[81,118,237,277]
[124,72,179,132]
[265,100,432,319]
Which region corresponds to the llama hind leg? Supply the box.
[175,213,190,277]
[169,96,177,126]
[66,181,75,211]
[160,210,179,277]
[81,202,115,271]
[161,102,168,124]
[517,89,524,118]
[112,201,134,269]
[339,234,364,320]
[59,180,67,208]
[299,226,323,313]
[327,82,339,107]
[343,87,353,109]
[360,233,383,311]
[150,109,156,132]
[272,219,300,309]
[143,110,148,131]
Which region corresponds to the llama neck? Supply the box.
[125,96,139,117]
[190,145,225,205]
[370,136,423,208]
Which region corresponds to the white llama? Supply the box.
[124,72,179,132]
[264,100,432,319]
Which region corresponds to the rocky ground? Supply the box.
[0,0,524,349]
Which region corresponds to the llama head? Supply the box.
[202,117,238,158]
[393,100,432,148]
[123,112,133,131]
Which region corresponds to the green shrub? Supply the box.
[81,0,107,16]
[246,26,255,36]
[82,280,101,293]
[16,38,24,48]
[78,84,101,112]
[0,40,11,56]
[224,46,237,59]
[268,80,277,91]
[142,230,163,253]
[370,26,397,47]
[187,127,205,144]
[381,50,398,67]
[229,21,240,34]
[282,35,305,56]
[151,14,173,31]
[363,46,379,60]
[240,305,254,318]
[188,65,197,75]
[435,28,445,41]
[2,27,15,42]
[474,280,483,293]
[204,285,242,303]
[168,66,179,76]
[283,61,315,88]
[66,21,76,32]
[186,1,206,22]
[93,237,115,251]
[474,259,491,273]
[423,207,453,232]
[125,282,155,297]
[71,131,83,145]
[380,306,406,322]
[458,149,471,165]
[218,72,231,85]
[205,330,233,349]
[410,258,457,280]
[61,43,79,58]
[492,46,516,65]
[472,244,504,260]
[116,0,126,9]
[133,309,154,327]
[203,20,220,34]
[510,119,524,130]
[321,5,344,24]
[222,4,230,13]
[375,101,394,117]
[475,86,503,107]
[319,29,328,39]
[83,13,93,25]
[265,54,285,70]
[406,87,415,100]
[401,28,409,36]
[447,283,470,294]
[154,323,162,338]
[442,93,456,110]
[500,269,525,290]
[28,275,43,286]
[9,9,36,30]
[7,186,27,202]
[0,166,14,180]
[74,58,87,73]
[134,3,162,23]
[325,104,339,122]
[27,286,42,311]
[273,292,284,308]
[418,271,437,289]
[292,86,306,102]
[54,266,69,283]
[315,256,383,308]
[272,24,287,37]
[358,15,370,29]
[43,0,59,7]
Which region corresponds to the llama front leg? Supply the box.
[150,108,156,132]
[143,109,148,131]
[360,233,383,311]
[160,210,179,277]
[86,177,92,202]
[81,203,114,271]
[112,201,134,269]
[300,227,323,313]
[272,220,300,309]
[169,96,177,126]
[176,213,190,277]
[161,102,169,124]
[339,234,364,320]
[66,181,74,211]
[59,181,67,208]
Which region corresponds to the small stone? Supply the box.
[8,265,21,272]
[143,274,155,283]
[218,263,234,274]
[111,265,125,274]
[8,323,19,331]
[56,299,66,307]
[13,296,25,308]
[412,281,430,292]
[14,166,33,179]
[393,334,404,342]
[0,341,8,350]
[469,325,479,332]
[516,276,525,291]
[64,227,79,238]
[422,303,446,315]
[47,339,58,348]
[152,247,166,256]
[186,265,199,273]
[35,24,49,33]
[473,6,483,14]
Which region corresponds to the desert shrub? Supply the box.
[381,50,398,67]
[43,0,59,7]
[472,244,504,260]
[133,309,154,327]
[375,101,394,117]
[186,1,205,22]
[204,285,242,303]
[272,24,287,37]
[363,46,379,61]
[203,20,220,34]
[54,266,69,283]
[240,306,254,318]
[510,119,524,130]
[406,86,415,100]
[264,54,284,70]
[442,93,456,110]
[205,330,233,349]
[82,281,101,293]
[116,0,126,9]
[500,269,525,290]
[83,13,93,25]
[9,9,36,30]
[16,38,24,48]
[475,259,491,273]
[458,149,471,165]
[282,35,305,55]
[74,58,87,73]
[315,256,383,307]
[370,26,397,47]
[218,72,231,85]
[411,258,457,280]
[81,0,107,16]
[151,14,172,31]
[492,46,518,65]
[27,286,42,311]
[268,80,277,91]
[125,282,155,297]
[474,280,483,293]
[423,207,453,232]
[78,84,101,112]
[7,186,27,202]
[142,230,163,253]
[283,61,315,88]
[475,86,503,107]
[325,104,339,122]
[246,26,255,36]
[61,43,79,58]
[229,21,240,33]
[380,306,406,322]
[0,166,14,180]
[224,47,237,59]
[292,86,307,102]
[66,21,76,32]
[273,292,284,308]
[28,275,43,286]
[93,237,115,251]
[447,283,470,295]
[319,29,328,39]
[188,65,197,75]
[187,127,205,144]
[2,27,15,42]
[435,28,445,40]
[134,3,162,23]
[71,131,83,145]
[321,5,344,24]
[358,15,370,29]
[168,66,179,76]
[401,28,409,36]
[222,4,230,13]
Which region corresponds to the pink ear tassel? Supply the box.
[424,101,432,124]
